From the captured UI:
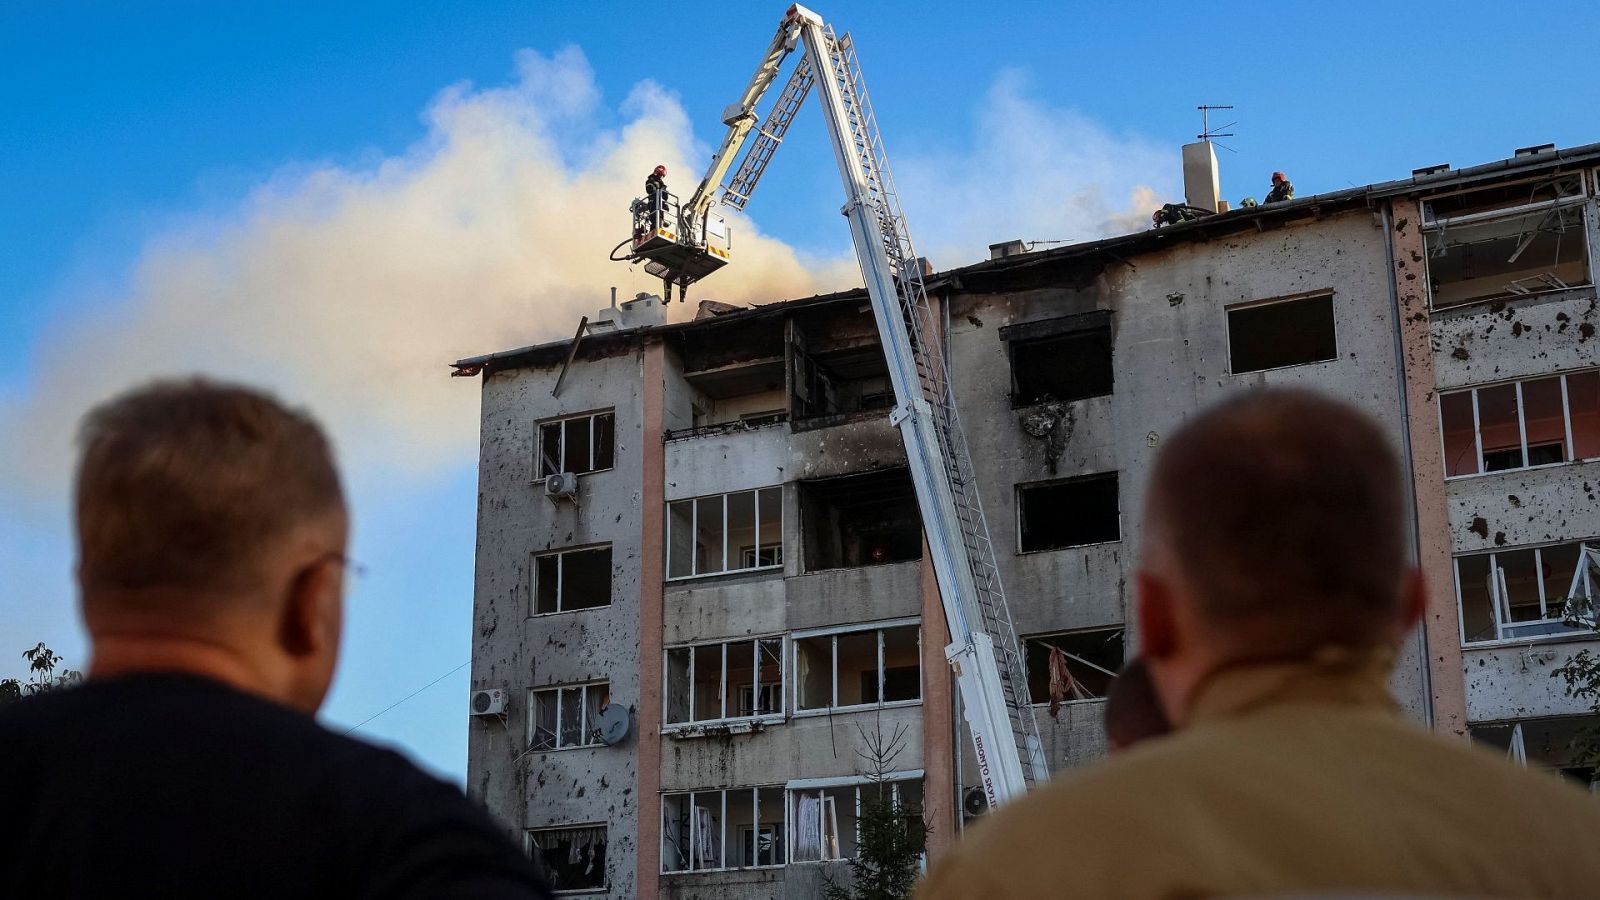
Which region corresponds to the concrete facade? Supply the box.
[460,143,1600,896]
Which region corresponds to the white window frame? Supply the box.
[785,770,924,865]
[537,409,616,479]
[531,544,613,616]
[1438,369,1600,480]
[1422,174,1592,311]
[526,823,608,894]
[662,635,786,730]
[660,785,786,874]
[527,681,609,752]
[1454,540,1600,646]
[790,618,922,717]
[665,486,784,580]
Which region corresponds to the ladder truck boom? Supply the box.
[622,4,1049,810]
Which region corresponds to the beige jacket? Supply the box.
[918,653,1600,899]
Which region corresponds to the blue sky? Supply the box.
[2,0,1594,780]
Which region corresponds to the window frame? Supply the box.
[1015,472,1122,554]
[536,409,616,480]
[525,823,609,894]
[1000,311,1115,408]
[1438,369,1600,480]
[660,785,787,874]
[1223,291,1340,375]
[1453,539,1599,646]
[790,618,922,717]
[662,635,787,730]
[785,770,924,865]
[665,486,784,581]
[527,680,610,752]
[530,544,613,616]
[1421,174,1593,311]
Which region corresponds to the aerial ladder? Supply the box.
[617,4,1049,809]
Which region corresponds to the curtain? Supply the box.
[795,794,821,861]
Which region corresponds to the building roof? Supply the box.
[452,141,1600,375]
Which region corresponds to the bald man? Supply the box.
[0,379,550,899]
[920,388,1600,899]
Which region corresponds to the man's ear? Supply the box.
[280,560,337,658]
[1136,569,1179,661]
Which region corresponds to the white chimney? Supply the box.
[1181,140,1221,214]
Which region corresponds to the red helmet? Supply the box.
[1271,171,1287,183]
[654,165,667,177]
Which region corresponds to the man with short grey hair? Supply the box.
[0,378,551,898]
[920,388,1600,899]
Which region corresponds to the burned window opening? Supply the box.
[669,357,789,440]
[790,345,895,429]
[1023,627,1125,709]
[527,825,608,892]
[1007,324,1113,407]
[1227,293,1337,374]
[800,468,922,572]
[1018,473,1120,552]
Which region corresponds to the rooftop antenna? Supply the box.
[1197,104,1237,154]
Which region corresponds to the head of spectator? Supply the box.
[1103,657,1171,751]
[75,377,350,714]
[1135,388,1424,727]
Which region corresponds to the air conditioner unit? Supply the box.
[962,786,989,821]
[470,688,506,716]
[544,472,579,501]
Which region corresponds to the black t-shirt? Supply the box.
[0,673,552,899]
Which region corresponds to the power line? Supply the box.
[341,660,469,736]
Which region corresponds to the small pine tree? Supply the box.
[823,723,931,900]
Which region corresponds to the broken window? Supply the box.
[1438,370,1600,478]
[532,546,612,615]
[1454,540,1600,644]
[788,776,922,863]
[528,682,610,752]
[1470,714,1600,788]
[666,486,783,579]
[537,410,615,478]
[662,786,786,873]
[663,637,784,726]
[671,360,789,439]
[790,345,895,426]
[1023,627,1125,705]
[1424,176,1590,310]
[527,824,607,891]
[799,468,922,571]
[1017,473,1120,552]
[1227,293,1338,374]
[1002,312,1114,407]
[793,622,920,712]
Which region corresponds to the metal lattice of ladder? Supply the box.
[822,28,1048,786]
[724,56,816,211]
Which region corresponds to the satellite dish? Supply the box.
[595,703,631,746]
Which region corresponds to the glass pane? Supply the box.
[795,636,831,711]
[531,690,558,750]
[561,547,612,611]
[1439,391,1479,477]
[692,792,724,870]
[835,631,878,706]
[691,644,724,721]
[539,422,562,479]
[1569,371,1600,460]
[558,687,582,748]
[662,793,692,872]
[1541,544,1583,618]
[1477,384,1523,471]
[757,639,783,715]
[564,417,592,474]
[882,625,921,702]
[1497,548,1541,622]
[695,496,725,575]
[1521,377,1568,464]
[724,640,757,717]
[667,500,695,579]
[593,413,615,471]
[534,553,561,614]
[727,491,757,571]
[1457,555,1496,643]
[665,648,692,724]
[758,487,783,566]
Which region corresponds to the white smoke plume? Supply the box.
[0,52,1173,496]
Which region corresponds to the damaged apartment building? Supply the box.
[453,140,1600,898]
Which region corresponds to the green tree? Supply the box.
[1550,581,1600,772]
[823,723,930,900]
[0,642,82,705]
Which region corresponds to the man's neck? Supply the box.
[89,633,280,704]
